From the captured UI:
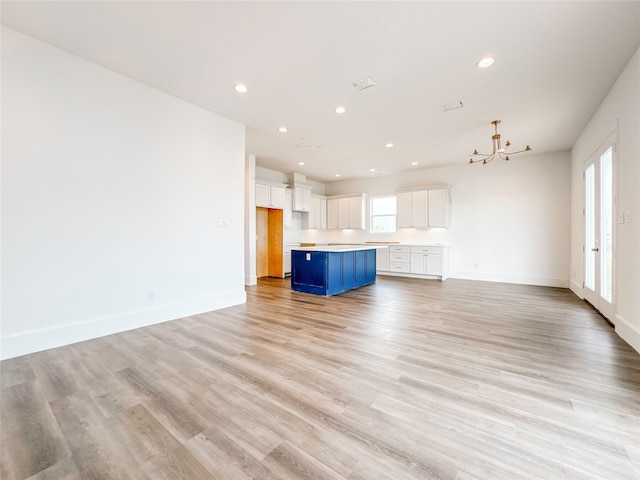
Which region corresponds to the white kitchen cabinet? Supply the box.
[338,198,350,229]
[303,195,327,230]
[327,194,366,229]
[376,248,390,271]
[256,181,285,209]
[327,198,339,229]
[292,186,312,212]
[409,245,449,279]
[428,189,450,228]
[283,244,293,276]
[349,196,365,229]
[378,244,450,280]
[397,191,427,228]
[284,189,293,228]
[397,187,450,228]
[388,245,411,273]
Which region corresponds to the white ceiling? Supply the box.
[2,1,639,183]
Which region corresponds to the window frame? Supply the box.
[369,194,397,234]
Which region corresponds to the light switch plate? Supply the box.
[618,213,625,224]
[624,211,632,223]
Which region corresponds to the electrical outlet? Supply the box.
[147,290,156,302]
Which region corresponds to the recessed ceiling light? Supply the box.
[477,56,495,68]
[335,106,346,114]
[385,143,394,148]
[411,162,419,166]
[234,83,248,93]
[370,168,376,172]
[298,162,305,166]
[278,126,288,133]
[335,174,341,177]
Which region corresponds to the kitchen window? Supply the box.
[370,195,396,233]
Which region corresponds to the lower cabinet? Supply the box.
[283,245,292,276]
[388,245,410,273]
[376,249,389,271]
[378,245,450,280]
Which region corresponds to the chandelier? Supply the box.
[468,120,531,164]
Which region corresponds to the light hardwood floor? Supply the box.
[2,277,639,479]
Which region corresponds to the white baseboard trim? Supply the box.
[377,271,443,281]
[449,271,569,288]
[569,279,584,299]
[615,314,640,354]
[0,290,246,360]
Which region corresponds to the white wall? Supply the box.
[571,46,640,352]
[1,27,247,359]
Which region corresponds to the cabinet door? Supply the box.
[320,198,327,229]
[327,199,339,229]
[396,192,412,228]
[256,183,271,208]
[310,197,321,228]
[349,196,364,229]
[284,190,293,228]
[283,250,292,275]
[425,254,443,276]
[410,253,427,274]
[376,250,389,271]
[303,188,312,212]
[270,187,285,209]
[338,198,350,229]
[411,191,428,228]
[293,186,311,212]
[428,189,449,227]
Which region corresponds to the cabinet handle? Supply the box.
[591,247,599,252]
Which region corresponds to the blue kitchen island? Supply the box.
[291,245,381,296]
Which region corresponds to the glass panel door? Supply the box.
[583,133,615,321]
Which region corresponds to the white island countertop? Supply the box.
[292,244,388,253]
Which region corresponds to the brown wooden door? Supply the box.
[256,207,284,278]
[256,207,268,277]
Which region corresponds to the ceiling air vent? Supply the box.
[352,76,377,91]
[441,100,464,112]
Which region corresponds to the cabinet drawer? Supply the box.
[390,253,409,263]
[389,246,410,254]
[389,263,410,273]
[411,246,444,254]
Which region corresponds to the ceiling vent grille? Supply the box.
[352,76,377,91]
[441,100,464,112]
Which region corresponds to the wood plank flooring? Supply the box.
[2,276,639,479]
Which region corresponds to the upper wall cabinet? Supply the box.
[397,191,428,228]
[284,189,293,228]
[292,186,312,212]
[327,194,366,229]
[303,195,327,230]
[397,186,450,228]
[256,180,286,209]
[427,189,449,228]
